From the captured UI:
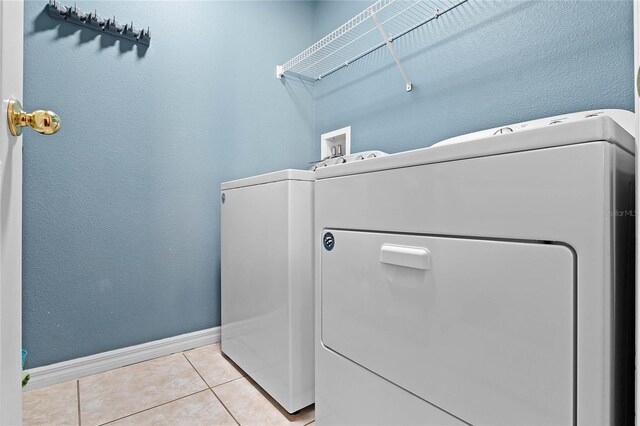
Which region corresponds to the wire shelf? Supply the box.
[277,0,468,82]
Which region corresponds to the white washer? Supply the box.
[220,153,388,413]
[221,169,315,413]
[314,110,635,425]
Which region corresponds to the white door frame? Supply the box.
[635,1,640,423]
[0,0,24,424]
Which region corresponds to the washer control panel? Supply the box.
[311,151,387,171]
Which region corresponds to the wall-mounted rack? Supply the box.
[276,0,467,92]
[47,0,151,45]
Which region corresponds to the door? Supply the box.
[321,230,574,425]
[0,0,24,424]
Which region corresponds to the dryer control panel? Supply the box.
[434,109,634,147]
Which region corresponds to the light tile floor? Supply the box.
[23,344,315,426]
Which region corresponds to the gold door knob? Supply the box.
[7,99,61,136]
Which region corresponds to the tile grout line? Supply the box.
[181,352,211,388]
[182,350,247,389]
[239,373,314,423]
[98,389,209,426]
[211,375,245,389]
[212,374,315,425]
[183,350,314,425]
[181,352,242,425]
[209,388,241,426]
[77,380,82,426]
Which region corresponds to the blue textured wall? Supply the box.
[23,0,315,368]
[314,0,634,154]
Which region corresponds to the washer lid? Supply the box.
[315,110,635,180]
[221,169,315,190]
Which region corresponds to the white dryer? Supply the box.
[314,110,635,425]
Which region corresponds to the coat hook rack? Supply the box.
[47,0,151,46]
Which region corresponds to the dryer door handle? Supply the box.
[380,244,431,270]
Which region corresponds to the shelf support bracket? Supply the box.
[370,9,412,92]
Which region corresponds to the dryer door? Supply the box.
[320,230,574,426]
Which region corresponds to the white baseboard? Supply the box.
[25,327,221,391]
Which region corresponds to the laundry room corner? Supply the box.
[21,0,316,369]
